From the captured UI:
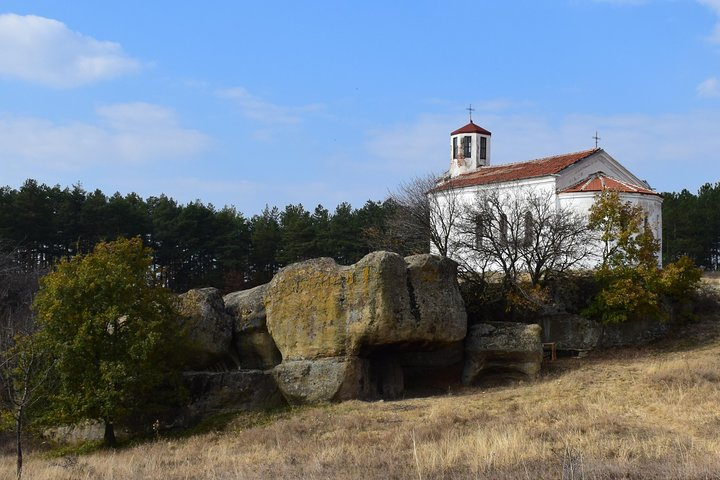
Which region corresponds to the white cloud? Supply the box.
[0,103,210,170]
[366,114,455,175]
[0,13,140,88]
[698,0,720,43]
[697,77,720,97]
[219,87,323,124]
[699,0,720,13]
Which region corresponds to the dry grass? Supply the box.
[3,315,720,479]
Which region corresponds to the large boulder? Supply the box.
[177,288,235,370]
[265,252,467,361]
[182,370,285,423]
[264,252,467,404]
[272,357,372,404]
[224,284,282,369]
[463,322,543,385]
[404,254,467,337]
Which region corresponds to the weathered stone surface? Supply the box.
[541,314,669,350]
[463,322,543,385]
[183,370,285,422]
[540,314,601,351]
[272,357,372,404]
[224,284,281,369]
[224,284,266,329]
[404,254,467,342]
[598,317,670,348]
[43,421,111,445]
[265,252,467,361]
[178,288,235,369]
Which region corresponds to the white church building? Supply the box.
[430,119,663,269]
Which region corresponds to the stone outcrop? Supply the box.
[264,252,467,403]
[224,284,281,369]
[540,314,601,351]
[44,420,120,445]
[265,252,467,360]
[272,357,372,404]
[462,322,543,385]
[182,370,285,423]
[177,288,235,370]
[540,314,669,350]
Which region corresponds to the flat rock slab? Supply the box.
[463,322,543,384]
[540,314,670,350]
[183,370,285,421]
[272,357,372,404]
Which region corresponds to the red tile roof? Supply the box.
[434,148,599,191]
[451,121,492,136]
[559,172,660,196]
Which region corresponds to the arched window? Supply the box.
[499,213,508,246]
[462,136,471,158]
[524,211,534,247]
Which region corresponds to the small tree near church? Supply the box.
[32,237,185,447]
[585,190,701,323]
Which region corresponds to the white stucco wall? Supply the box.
[558,191,663,267]
[431,177,557,271]
[431,176,663,271]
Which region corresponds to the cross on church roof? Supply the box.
[466,104,475,122]
[593,131,601,148]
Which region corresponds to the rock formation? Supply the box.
[224,284,282,369]
[540,313,669,351]
[462,322,543,385]
[264,252,467,403]
[177,287,236,370]
[182,370,284,423]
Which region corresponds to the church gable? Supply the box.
[559,172,660,196]
[555,149,648,193]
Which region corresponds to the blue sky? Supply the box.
[1,0,719,215]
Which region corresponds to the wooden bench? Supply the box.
[542,342,557,361]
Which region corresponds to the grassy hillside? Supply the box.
[2,313,720,479]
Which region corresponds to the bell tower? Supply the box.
[449,106,491,178]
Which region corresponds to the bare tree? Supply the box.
[519,189,594,285]
[454,188,592,288]
[454,188,524,286]
[388,173,463,257]
[0,246,49,480]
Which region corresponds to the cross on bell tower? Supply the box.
[466,104,475,122]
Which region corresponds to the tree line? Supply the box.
[662,182,720,270]
[0,179,410,293]
[1,177,719,295]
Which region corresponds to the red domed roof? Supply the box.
[451,121,491,136]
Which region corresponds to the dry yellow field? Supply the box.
[2,315,720,479]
